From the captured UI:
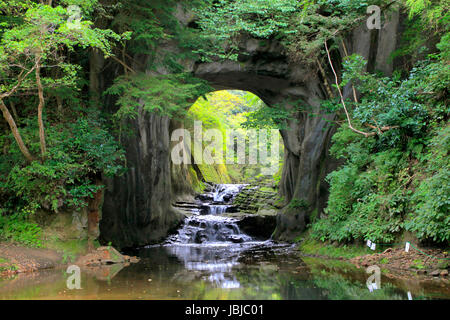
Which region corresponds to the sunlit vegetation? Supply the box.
[185,90,284,184]
[0,0,448,249]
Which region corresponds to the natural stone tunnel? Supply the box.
[99,9,403,248]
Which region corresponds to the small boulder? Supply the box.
[440,270,449,277]
[76,246,139,266]
[430,269,441,277]
[416,270,427,275]
[228,235,245,243]
[196,194,214,202]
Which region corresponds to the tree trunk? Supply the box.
[56,95,63,115]
[35,57,46,159]
[10,101,19,122]
[0,98,34,162]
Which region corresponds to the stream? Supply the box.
[0,184,449,300]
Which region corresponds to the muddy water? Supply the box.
[0,241,449,300]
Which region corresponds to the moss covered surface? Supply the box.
[232,184,280,215]
[297,234,373,259]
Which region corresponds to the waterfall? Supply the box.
[213,184,247,202]
[168,184,252,244]
[209,205,229,215]
[171,215,252,244]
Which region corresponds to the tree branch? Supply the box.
[324,40,372,137]
[340,39,359,104]
[0,98,35,162]
[0,64,37,99]
[109,55,136,75]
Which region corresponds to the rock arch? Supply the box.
[100,10,402,248]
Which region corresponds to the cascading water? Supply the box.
[161,184,260,288]
[212,184,247,202]
[170,215,252,244]
[208,205,229,215]
[168,184,251,244]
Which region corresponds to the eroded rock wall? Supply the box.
[274,10,403,241]
[99,7,403,247]
[100,110,183,248]
[195,9,402,241]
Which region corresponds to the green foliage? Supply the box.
[410,259,425,269]
[241,103,292,130]
[299,238,371,259]
[392,0,449,66]
[289,198,309,210]
[405,125,450,242]
[1,114,125,212]
[0,208,42,247]
[311,53,449,244]
[110,0,206,69]
[111,0,176,54]
[185,90,284,183]
[0,1,125,97]
[195,0,393,63]
[107,73,210,120]
[194,0,301,60]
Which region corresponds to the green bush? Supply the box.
[3,117,125,212]
[0,208,42,247]
[311,55,449,244]
[405,126,450,242]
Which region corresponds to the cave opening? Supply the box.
[172,89,285,187]
[169,89,287,243]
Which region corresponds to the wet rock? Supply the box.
[430,270,441,277]
[238,215,276,239]
[417,270,427,275]
[225,206,239,213]
[199,206,211,215]
[203,183,214,193]
[194,231,208,244]
[222,194,233,202]
[273,207,307,242]
[76,246,139,266]
[257,208,278,216]
[123,255,140,264]
[101,112,184,249]
[188,220,201,227]
[228,235,245,243]
[196,194,214,202]
[98,9,405,249]
[82,263,129,281]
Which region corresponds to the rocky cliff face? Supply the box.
[100,8,404,247]
[100,110,184,248]
[193,41,339,241]
[193,9,402,240]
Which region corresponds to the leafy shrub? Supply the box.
[311,55,449,244]
[0,208,42,247]
[405,126,450,242]
[2,115,125,213]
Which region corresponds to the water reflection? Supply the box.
[163,242,272,289]
[1,243,449,300]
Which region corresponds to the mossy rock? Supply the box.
[75,246,131,266]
